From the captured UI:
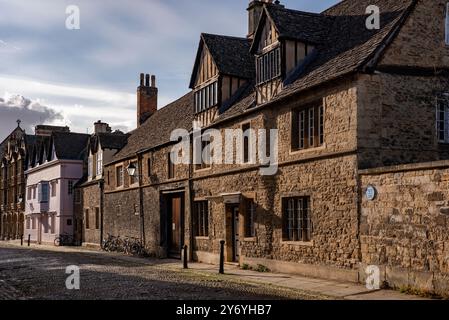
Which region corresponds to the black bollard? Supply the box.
[28,234,31,247]
[219,240,225,274]
[183,245,188,269]
[21,235,23,246]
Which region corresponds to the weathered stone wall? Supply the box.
[191,78,360,274]
[357,73,449,169]
[380,0,449,68]
[360,161,449,295]
[78,183,101,245]
[104,144,191,256]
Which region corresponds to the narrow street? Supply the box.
[0,244,327,300]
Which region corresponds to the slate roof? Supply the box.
[111,91,195,162]
[52,132,90,160]
[89,132,129,154]
[189,34,255,88]
[264,5,333,44]
[216,0,416,123]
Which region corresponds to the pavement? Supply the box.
[0,240,430,300]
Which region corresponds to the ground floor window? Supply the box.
[85,209,90,229]
[194,201,209,237]
[282,196,312,242]
[245,199,256,238]
[26,217,30,230]
[95,207,100,230]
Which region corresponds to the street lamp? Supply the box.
[127,163,137,177]
[127,158,145,246]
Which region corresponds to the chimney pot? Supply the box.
[145,74,150,87]
[140,73,144,86]
[151,75,156,88]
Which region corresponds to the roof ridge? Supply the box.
[321,0,348,14]
[268,5,323,17]
[201,33,249,42]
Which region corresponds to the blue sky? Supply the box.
[0,0,339,138]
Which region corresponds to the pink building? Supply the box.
[24,132,89,245]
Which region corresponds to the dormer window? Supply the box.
[256,47,281,85]
[194,81,218,114]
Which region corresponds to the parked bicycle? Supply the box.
[54,233,76,246]
[102,234,147,257]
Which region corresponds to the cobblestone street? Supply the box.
[0,244,328,300]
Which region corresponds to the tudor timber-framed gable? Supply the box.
[190,33,254,128]
[250,5,324,105]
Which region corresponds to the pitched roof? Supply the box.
[217,0,416,122]
[52,132,90,160]
[111,91,194,162]
[88,132,129,154]
[264,5,333,44]
[189,33,255,88]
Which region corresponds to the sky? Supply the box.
[0,0,339,139]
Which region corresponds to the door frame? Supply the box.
[162,191,185,259]
[225,204,241,263]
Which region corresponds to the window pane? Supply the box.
[319,105,324,146]
[309,107,315,147]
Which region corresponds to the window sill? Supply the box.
[290,144,326,156]
[281,240,314,247]
[243,237,257,242]
[195,236,210,240]
[194,167,212,173]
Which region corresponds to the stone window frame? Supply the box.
[85,209,90,230]
[115,164,124,189]
[244,198,257,240]
[290,101,326,154]
[193,200,209,238]
[436,94,449,144]
[95,207,100,230]
[280,194,314,245]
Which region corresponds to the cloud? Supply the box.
[0,93,63,138]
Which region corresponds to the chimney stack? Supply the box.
[94,120,112,134]
[247,0,282,40]
[137,73,158,127]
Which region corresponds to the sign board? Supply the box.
[366,185,377,201]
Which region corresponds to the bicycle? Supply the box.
[54,233,75,247]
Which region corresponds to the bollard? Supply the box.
[21,235,23,246]
[219,240,225,274]
[28,234,31,247]
[183,245,188,269]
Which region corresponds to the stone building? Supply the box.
[102,0,449,294]
[0,123,70,240]
[74,121,128,247]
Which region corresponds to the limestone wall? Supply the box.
[360,161,449,295]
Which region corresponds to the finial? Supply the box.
[16,119,21,127]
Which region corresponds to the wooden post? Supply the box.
[183,245,188,269]
[27,234,31,247]
[219,240,225,274]
[21,235,23,246]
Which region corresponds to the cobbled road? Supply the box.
[0,244,325,300]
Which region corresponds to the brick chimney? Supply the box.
[137,73,158,127]
[247,0,283,40]
[94,120,112,134]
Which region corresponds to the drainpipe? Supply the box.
[137,153,146,245]
[99,179,104,246]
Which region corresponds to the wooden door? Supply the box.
[169,196,182,255]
